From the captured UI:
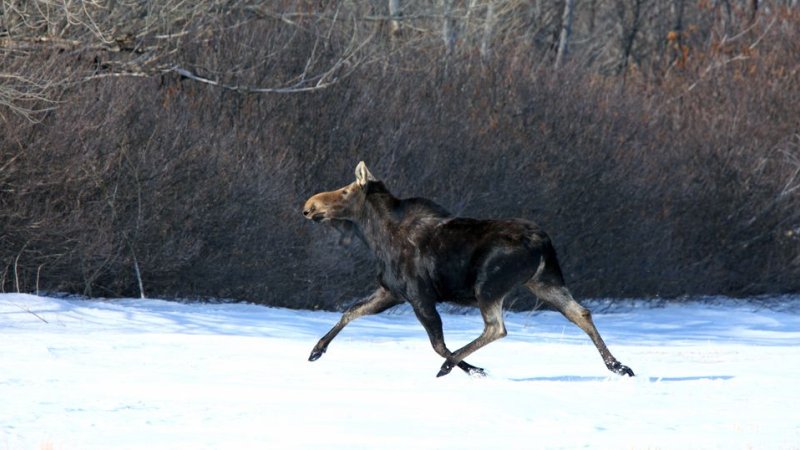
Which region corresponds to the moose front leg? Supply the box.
[437,298,507,377]
[309,287,402,361]
[412,302,486,377]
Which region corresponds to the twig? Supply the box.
[170,28,373,94]
[125,239,146,299]
[686,55,750,92]
[171,65,340,94]
[13,242,28,293]
[11,301,49,324]
[36,264,43,296]
[748,17,776,50]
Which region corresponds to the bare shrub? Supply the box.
[1,1,798,308]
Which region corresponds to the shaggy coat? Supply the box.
[303,162,633,377]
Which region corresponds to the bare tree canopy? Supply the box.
[1,0,381,120]
[4,0,800,119]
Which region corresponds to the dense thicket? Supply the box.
[2,1,799,309]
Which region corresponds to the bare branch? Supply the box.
[0,73,57,122]
[1,1,382,118]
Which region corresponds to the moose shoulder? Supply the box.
[303,161,633,378]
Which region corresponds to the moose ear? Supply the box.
[355,161,376,186]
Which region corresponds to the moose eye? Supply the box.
[342,190,349,195]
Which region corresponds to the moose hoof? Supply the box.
[608,361,635,377]
[467,367,487,378]
[436,361,455,378]
[457,361,485,377]
[308,347,326,362]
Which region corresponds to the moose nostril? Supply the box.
[303,209,310,217]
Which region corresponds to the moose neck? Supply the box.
[352,182,403,262]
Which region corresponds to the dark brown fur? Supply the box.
[303,162,633,377]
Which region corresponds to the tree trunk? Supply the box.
[749,0,758,24]
[389,0,402,36]
[618,0,643,75]
[671,0,685,33]
[555,0,576,68]
[668,0,686,66]
[720,0,733,37]
[480,1,495,61]
[442,0,457,55]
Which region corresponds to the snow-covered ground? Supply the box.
[2,293,800,450]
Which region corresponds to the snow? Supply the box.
[2,293,800,449]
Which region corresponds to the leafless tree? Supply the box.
[480,1,495,61]
[1,0,378,120]
[389,0,402,36]
[555,0,576,68]
[442,0,458,55]
[616,0,645,75]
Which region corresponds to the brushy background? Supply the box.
[2,1,799,309]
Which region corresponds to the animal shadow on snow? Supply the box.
[511,375,735,382]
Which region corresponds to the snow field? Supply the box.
[2,294,800,449]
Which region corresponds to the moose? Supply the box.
[303,162,634,378]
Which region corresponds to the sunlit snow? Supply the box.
[2,294,799,449]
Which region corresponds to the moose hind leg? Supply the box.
[527,282,634,376]
[309,287,402,361]
[456,361,486,377]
